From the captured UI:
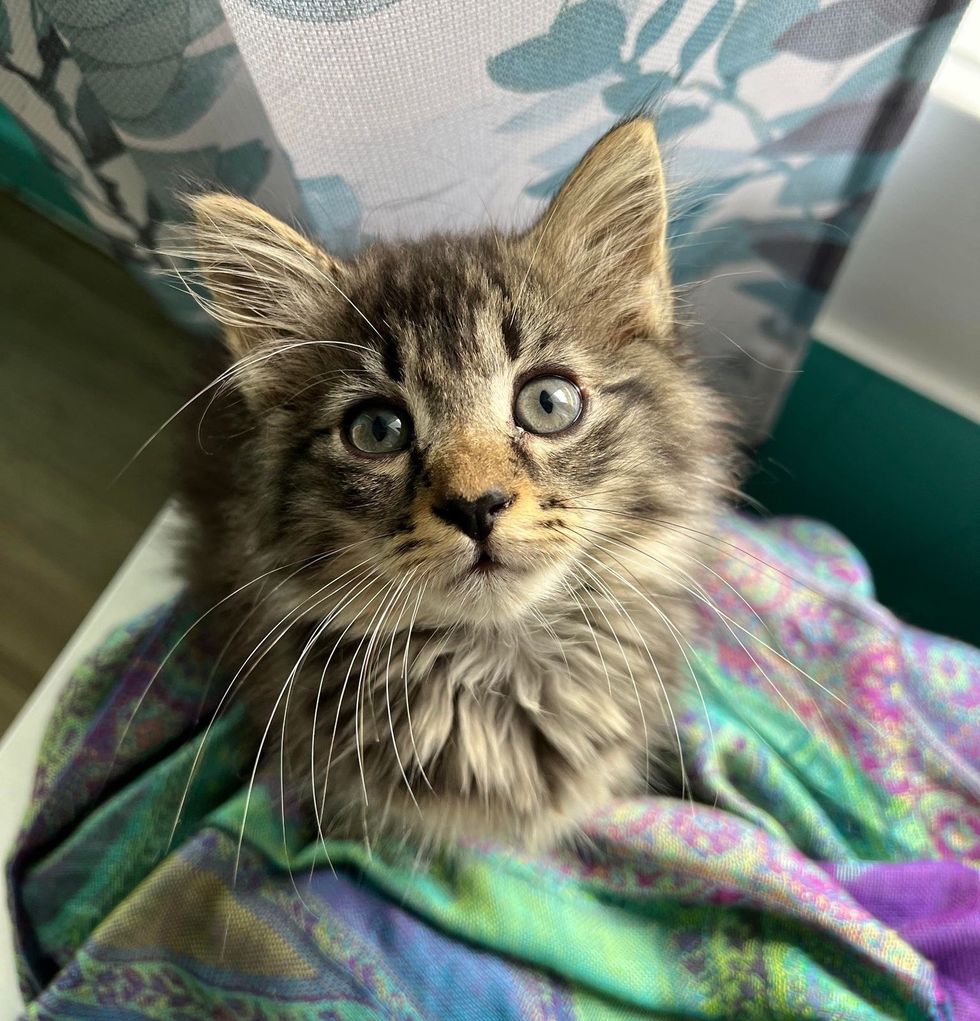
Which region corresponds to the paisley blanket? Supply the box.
[8,515,980,1019]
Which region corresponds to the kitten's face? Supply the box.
[257,243,713,627]
[189,119,726,630]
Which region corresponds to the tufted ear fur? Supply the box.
[185,194,349,405]
[189,194,343,360]
[523,117,674,341]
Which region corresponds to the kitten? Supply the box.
[178,117,734,852]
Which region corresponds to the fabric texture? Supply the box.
[0,0,968,435]
[8,514,980,1019]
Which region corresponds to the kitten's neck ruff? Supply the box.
[268,534,698,852]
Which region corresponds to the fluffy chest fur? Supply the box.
[271,548,696,850]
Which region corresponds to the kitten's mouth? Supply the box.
[470,550,502,575]
[455,546,530,584]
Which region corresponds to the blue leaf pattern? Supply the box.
[765,84,926,155]
[68,4,193,65]
[776,0,967,62]
[74,83,123,164]
[496,80,597,133]
[132,141,270,219]
[657,103,709,137]
[602,71,672,116]
[107,46,239,137]
[38,0,132,29]
[633,0,685,58]
[825,11,962,104]
[752,233,847,290]
[77,51,183,121]
[776,0,910,61]
[778,152,891,206]
[671,222,749,284]
[739,279,824,335]
[217,140,272,201]
[487,1,626,93]
[525,164,575,200]
[767,11,962,136]
[531,122,611,170]
[679,0,735,75]
[716,0,819,82]
[188,2,226,39]
[300,174,363,257]
[0,0,967,435]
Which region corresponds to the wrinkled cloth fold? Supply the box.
[8,515,980,1019]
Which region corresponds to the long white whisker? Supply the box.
[567,503,885,630]
[308,570,390,850]
[575,555,716,795]
[559,577,613,696]
[382,570,425,814]
[567,563,651,787]
[129,537,388,825]
[233,561,387,884]
[318,575,402,829]
[401,581,431,790]
[578,523,855,731]
[558,533,691,803]
[580,526,814,729]
[352,576,408,809]
[114,338,375,481]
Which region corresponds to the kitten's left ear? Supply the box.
[522,117,673,340]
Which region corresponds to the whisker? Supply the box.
[232,562,387,885]
[352,576,409,808]
[586,528,812,731]
[382,570,426,815]
[566,503,885,629]
[526,605,574,686]
[558,531,691,804]
[558,576,613,696]
[401,580,431,791]
[123,538,387,810]
[566,563,651,788]
[308,570,391,850]
[164,542,394,846]
[574,552,717,780]
[318,575,402,827]
[578,523,863,732]
[565,549,692,805]
[113,338,375,481]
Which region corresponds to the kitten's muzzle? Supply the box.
[432,489,513,542]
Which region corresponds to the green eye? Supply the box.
[514,375,583,435]
[346,405,411,454]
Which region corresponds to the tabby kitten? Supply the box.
[179,117,733,852]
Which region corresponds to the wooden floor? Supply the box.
[0,194,197,733]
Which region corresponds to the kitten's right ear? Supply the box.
[188,194,342,361]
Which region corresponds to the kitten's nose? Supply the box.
[432,489,512,542]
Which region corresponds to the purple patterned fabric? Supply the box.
[832,861,980,1020]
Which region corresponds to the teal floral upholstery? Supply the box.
[0,0,967,434]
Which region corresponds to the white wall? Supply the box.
[814,2,980,424]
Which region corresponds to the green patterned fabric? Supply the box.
[9,515,980,1018]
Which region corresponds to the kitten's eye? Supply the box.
[514,376,582,435]
[346,405,411,455]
